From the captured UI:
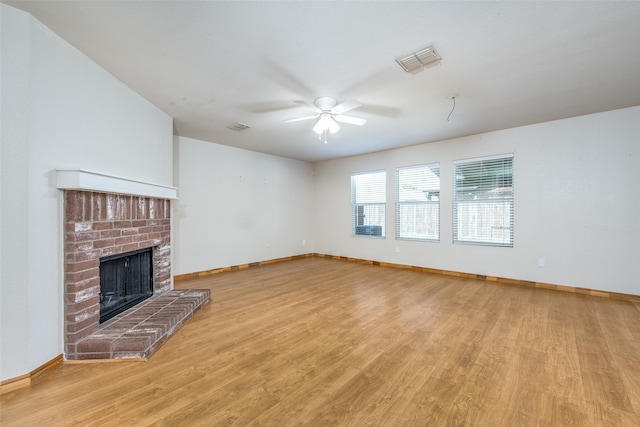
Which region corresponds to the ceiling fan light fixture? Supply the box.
[328,117,340,134]
[313,115,327,134]
[313,113,339,134]
[287,96,364,138]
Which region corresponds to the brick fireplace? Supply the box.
[64,190,173,359]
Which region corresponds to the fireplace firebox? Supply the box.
[99,247,153,323]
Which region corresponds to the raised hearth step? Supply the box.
[71,289,210,360]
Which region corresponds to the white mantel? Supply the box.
[56,169,178,200]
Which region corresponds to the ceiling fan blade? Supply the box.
[294,100,321,113]
[245,101,305,113]
[331,99,362,115]
[283,114,318,123]
[334,115,367,126]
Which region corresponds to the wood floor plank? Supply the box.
[2,257,640,426]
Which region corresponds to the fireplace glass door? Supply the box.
[99,247,153,323]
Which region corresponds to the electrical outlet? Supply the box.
[537,258,545,268]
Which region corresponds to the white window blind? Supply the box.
[453,154,513,247]
[352,170,386,238]
[396,163,440,241]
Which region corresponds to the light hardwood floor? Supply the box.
[2,257,640,426]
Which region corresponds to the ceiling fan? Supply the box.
[284,97,367,143]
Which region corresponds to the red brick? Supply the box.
[66,305,100,323]
[65,269,99,284]
[98,247,119,258]
[76,338,113,353]
[115,236,133,245]
[75,352,114,360]
[93,221,114,231]
[65,191,83,222]
[82,192,92,222]
[155,246,171,257]
[66,241,93,254]
[112,335,151,352]
[115,195,128,220]
[92,193,104,221]
[68,292,99,309]
[159,200,167,217]
[66,296,99,315]
[156,199,167,219]
[66,231,101,242]
[74,222,93,232]
[114,220,132,228]
[121,243,139,253]
[163,200,171,218]
[132,234,149,243]
[99,229,120,238]
[93,238,115,249]
[131,220,147,228]
[66,259,99,272]
[66,314,100,333]
[104,193,116,221]
[132,198,142,219]
[155,200,163,219]
[66,323,99,343]
[120,228,139,236]
[74,250,100,262]
[65,282,99,299]
[148,199,157,219]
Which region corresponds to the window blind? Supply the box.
[396,163,440,241]
[352,170,386,238]
[453,154,513,246]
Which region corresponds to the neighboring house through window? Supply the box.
[396,163,440,241]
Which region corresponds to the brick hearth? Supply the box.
[63,190,208,360]
[74,289,210,359]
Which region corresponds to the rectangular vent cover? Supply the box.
[227,122,252,131]
[396,44,442,73]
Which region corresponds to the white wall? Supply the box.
[2,1,638,385]
[0,4,173,381]
[173,136,314,275]
[1,3,31,385]
[313,106,640,295]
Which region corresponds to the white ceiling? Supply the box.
[5,1,640,162]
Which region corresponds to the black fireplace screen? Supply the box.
[99,247,153,323]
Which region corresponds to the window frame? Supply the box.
[453,153,514,247]
[395,163,440,242]
[351,170,386,239]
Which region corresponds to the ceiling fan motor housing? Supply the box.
[315,96,338,111]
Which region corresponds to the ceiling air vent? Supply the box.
[395,44,442,73]
[227,122,252,131]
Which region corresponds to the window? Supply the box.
[453,154,513,247]
[396,163,440,241]
[352,170,386,237]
